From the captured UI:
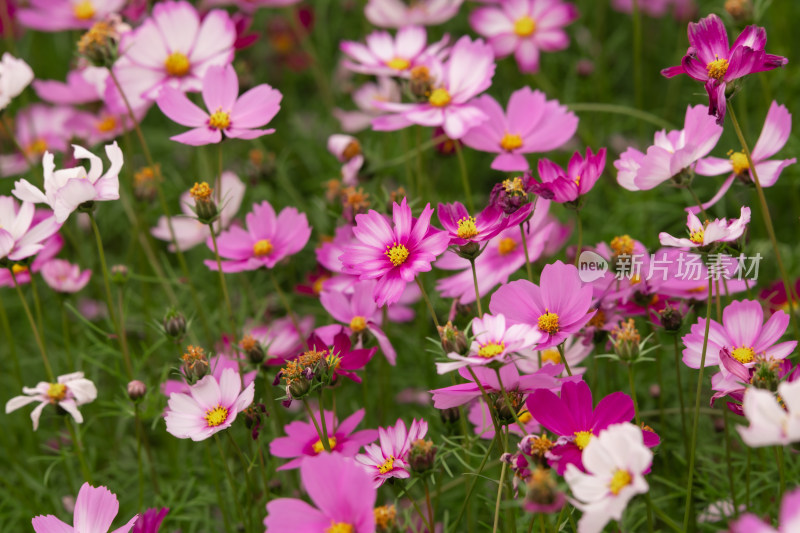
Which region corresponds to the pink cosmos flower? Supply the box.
[437,201,524,246]
[152,171,245,252]
[0,196,60,263]
[304,329,377,383]
[157,64,282,145]
[365,0,464,27]
[372,36,496,139]
[5,371,97,431]
[730,487,800,532]
[460,87,578,171]
[270,408,379,470]
[661,14,788,124]
[264,453,376,532]
[532,147,607,202]
[0,104,74,177]
[132,508,168,533]
[249,315,314,365]
[18,0,125,31]
[436,313,544,373]
[113,1,235,108]
[611,0,671,16]
[340,26,449,78]
[34,66,108,106]
[203,200,311,273]
[490,261,595,350]
[41,259,92,293]
[164,367,255,441]
[333,77,401,133]
[692,101,796,212]
[355,417,428,486]
[327,134,364,186]
[736,380,800,448]
[469,0,578,73]
[615,105,723,191]
[32,482,138,533]
[0,53,33,110]
[517,333,593,376]
[0,232,62,288]
[204,0,301,12]
[659,206,750,248]
[710,351,794,412]
[162,352,257,398]
[12,142,123,223]
[341,198,449,306]
[468,399,539,440]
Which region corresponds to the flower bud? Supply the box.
[163,310,187,341]
[439,406,460,424]
[438,321,469,355]
[77,19,121,67]
[751,358,781,392]
[408,438,437,474]
[659,305,683,332]
[374,505,397,532]
[127,380,146,401]
[181,345,209,383]
[239,335,265,365]
[190,182,218,223]
[493,392,523,425]
[408,65,432,99]
[288,377,310,399]
[456,241,481,260]
[110,264,129,285]
[133,165,159,201]
[725,0,751,21]
[243,403,268,440]
[524,467,565,513]
[610,319,641,361]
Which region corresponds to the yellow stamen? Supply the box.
[312,437,337,454]
[164,52,190,77]
[47,383,67,402]
[457,216,479,239]
[706,57,729,80]
[96,115,116,133]
[514,15,536,37]
[610,235,635,256]
[11,264,28,275]
[609,469,632,495]
[378,455,395,474]
[541,348,561,364]
[350,316,367,333]
[477,341,505,359]
[500,132,523,152]
[574,430,592,450]
[26,138,47,156]
[498,237,517,256]
[253,239,274,257]
[502,177,524,194]
[428,88,451,107]
[537,310,560,334]
[73,0,95,20]
[374,505,397,530]
[731,346,755,364]
[312,275,328,295]
[386,57,410,71]
[689,229,705,245]
[326,522,354,533]
[384,243,409,267]
[190,182,213,201]
[204,405,229,427]
[208,108,231,130]
[729,150,749,175]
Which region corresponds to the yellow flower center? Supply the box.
[11,264,28,275]
[503,177,525,194]
[689,229,705,245]
[537,311,560,334]
[342,140,361,161]
[609,469,632,495]
[706,57,729,80]
[731,346,755,364]
[610,234,634,256]
[164,52,191,77]
[574,430,592,450]
[253,239,274,257]
[190,181,213,201]
[350,316,367,333]
[477,341,505,359]
[386,57,410,71]
[517,409,533,424]
[204,405,229,427]
[457,216,479,239]
[541,348,561,364]
[312,275,328,295]
[514,15,536,37]
[73,0,95,20]
[384,243,409,267]
[96,115,116,132]
[378,455,395,474]
[208,108,231,130]
[730,150,749,175]
[312,437,337,454]
[47,383,67,402]
[428,88,451,107]
[498,237,517,256]
[326,522,354,533]
[26,138,47,156]
[500,132,523,152]
[374,505,397,530]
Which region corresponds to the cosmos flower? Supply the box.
[532,147,607,203]
[729,487,800,532]
[0,53,33,110]
[355,417,428,486]
[0,196,61,263]
[0,231,62,288]
[334,77,401,133]
[249,315,315,366]
[659,206,750,248]
[17,0,126,32]
[460,87,578,171]
[365,0,464,27]
[40,259,92,293]
[468,399,540,440]
[327,134,364,186]
[469,0,578,73]
[32,482,138,533]
[132,508,169,533]
[437,201,523,247]
[736,379,800,447]
[303,329,378,383]
[162,351,257,399]
[5,371,97,431]
[340,25,449,78]
[517,333,594,376]
[0,104,75,177]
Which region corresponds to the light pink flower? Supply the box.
[164,367,255,441]
[615,105,723,191]
[611,0,671,17]
[0,53,33,110]
[5,371,97,431]
[730,487,800,532]
[162,352,257,398]
[41,259,92,293]
[340,25,449,77]
[0,231,62,288]
[333,77,401,133]
[0,196,61,262]
[12,142,123,223]
[32,482,138,533]
[249,315,314,365]
[327,134,364,186]
[0,104,74,177]
[659,206,750,248]
[204,0,301,12]
[460,87,578,171]
[365,0,464,27]
[18,0,126,31]
[468,399,539,440]
[33,66,108,105]
[355,418,428,486]
[517,333,593,376]
[469,0,578,73]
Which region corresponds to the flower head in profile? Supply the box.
[730,487,800,532]
[659,206,750,248]
[12,142,123,223]
[355,417,428,486]
[328,134,364,186]
[340,25,449,78]
[41,259,92,293]
[164,367,255,441]
[6,371,97,431]
[32,482,138,533]
[0,197,61,263]
[736,379,800,447]
[0,53,34,110]
[365,0,464,27]
[132,507,169,533]
[157,64,282,146]
[341,197,449,306]
[533,147,607,203]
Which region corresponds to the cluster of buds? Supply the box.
[438,321,468,355]
[273,346,339,405]
[373,505,397,532]
[189,182,218,224]
[489,174,534,215]
[243,403,268,440]
[408,438,437,475]
[239,335,265,365]
[181,345,209,384]
[77,16,128,67]
[163,310,187,342]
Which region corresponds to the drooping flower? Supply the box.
[132,508,169,533]
[736,380,800,447]
[564,423,653,533]
[5,371,97,431]
[264,453,376,532]
[615,105,723,191]
[460,87,578,171]
[12,142,123,223]
[341,197,449,306]
[340,25,449,78]
[333,77,401,133]
[490,261,595,350]
[0,53,34,110]
[659,206,750,248]
[328,134,364,186]
[41,259,92,293]
[365,0,464,27]
[270,408,379,470]
[730,487,800,532]
[164,367,255,441]
[17,0,126,32]
[469,0,578,73]
[532,147,607,203]
[355,417,428,486]
[0,197,61,263]
[203,200,311,273]
[32,482,138,533]
[157,64,281,145]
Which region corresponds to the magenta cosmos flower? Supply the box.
[692,101,796,212]
[340,25,449,78]
[659,206,750,248]
[341,197,449,306]
[460,87,578,171]
[18,0,125,32]
[469,0,578,73]
[204,200,311,273]
[437,201,526,246]
[661,14,788,124]
[303,329,378,383]
[615,105,722,191]
[270,408,378,470]
[731,487,800,533]
[372,36,496,139]
[490,260,595,350]
[132,508,169,533]
[264,453,376,532]
[5,371,97,431]
[0,196,60,263]
[533,147,607,203]
[41,259,92,293]
[355,417,428,487]
[157,64,282,145]
[365,0,464,27]
[164,367,254,441]
[32,482,138,533]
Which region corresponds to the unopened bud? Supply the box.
[439,406,460,424]
[408,438,437,474]
[163,311,187,341]
[438,321,469,355]
[751,358,781,392]
[77,20,121,67]
[190,182,218,223]
[659,305,683,332]
[725,0,751,21]
[240,335,265,364]
[374,505,397,532]
[181,345,209,383]
[494,392,523,425]
[457,241,481,260]
[110,264,129,285]
[133,165,159,201]
[127,380,146,401]
[288,378,310,399]
[610,319,641,361]
[409,65,432,98]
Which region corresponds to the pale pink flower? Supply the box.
[41,259,92,293]
[5,371,97,431]
[340,25,449,77]
[204,0,300,12]
[0,231,62,288]
[32,482,138,533]
[736,380,800,447]
[0,196,61,262]
[18,0,126,32]
[0,104,75,177]
[249,315,314,365]
[333,77,401,133]
[33,66,108,105]
[659,206,750,248]
[365,0,464,27]
[730,487,800,532]
[327,134,364,186]
[355,418,428,487]
[0,53,33,110]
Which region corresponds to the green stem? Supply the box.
[423,478,435,531]
[685,184,709,221]
[209,228,237,342]
[632,0,643,110]
[520,225,533,282]
[573,210,583,267]
[451,436,495,530]
[303,400,330,452]
[415,276,440,329]
[11,269,53,380]
[226,431,256,511]
[206,440,234,533]
[214,433,247,530]
[557,344,572,377]
[627,363,641,425]
[492,428,509,533]
[469,258,483,316]
[466,366,503,444]
[455,141,474,212]
[722,407,738,516]
[66,418,92,484]
[673,335,689,459]
[0,284,23,385]
[775,446,785,500]
[317,390,332,452]
[134,403,160,496]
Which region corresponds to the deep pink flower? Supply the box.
[132,508,169,533]
[270,408,378,470]
[437,201,521,246]
[0,196,60,263]
[341,198,449,306]
[204,200,311,273]
[659,206,750,248]
[41,259,92,293]
[32,483,138,533]
[340,25,449,77]
[661,14,788,124]
[355,417,428,486]
[305,329,377,383]
[264,453,376,532]
[469,0,578,73]
[365,0,464,27]
[17,0,125,32]
[532,147,606,202]
[460,87,577,171]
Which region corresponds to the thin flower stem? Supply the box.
[134,403,160,496]
[415,276,440,329]
[745,449,751,508]
[682,277,713,530]
[672,335,689,458]
[214,433,247,530]
[61,298,74,368]
[423,478,435,530]
[270,270,310,350]
[394,482,433,533]
[134,404,144,509]
[469,258,483,316]
[455,141,475,212]
[775,446,786,500]
[317,390,332,452]
[627,363,641,425]
[466,366,503,443]
[722,407,738,516]
[226,431,256,510]
[66,418,92,484]
[685,184,709,220]
[303,399,331,452]
[217,142,223,204]
[209,228,237,341]
[520,225,533,282]
[0,295,23,386]
[29,267,44,330]
[494,367,527,434]
[557,344,572,377]
[573,210,583,267]
[492,427,509,533]
[451,435,495,530]
[206,440,234,533]
[11,269,53,380]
